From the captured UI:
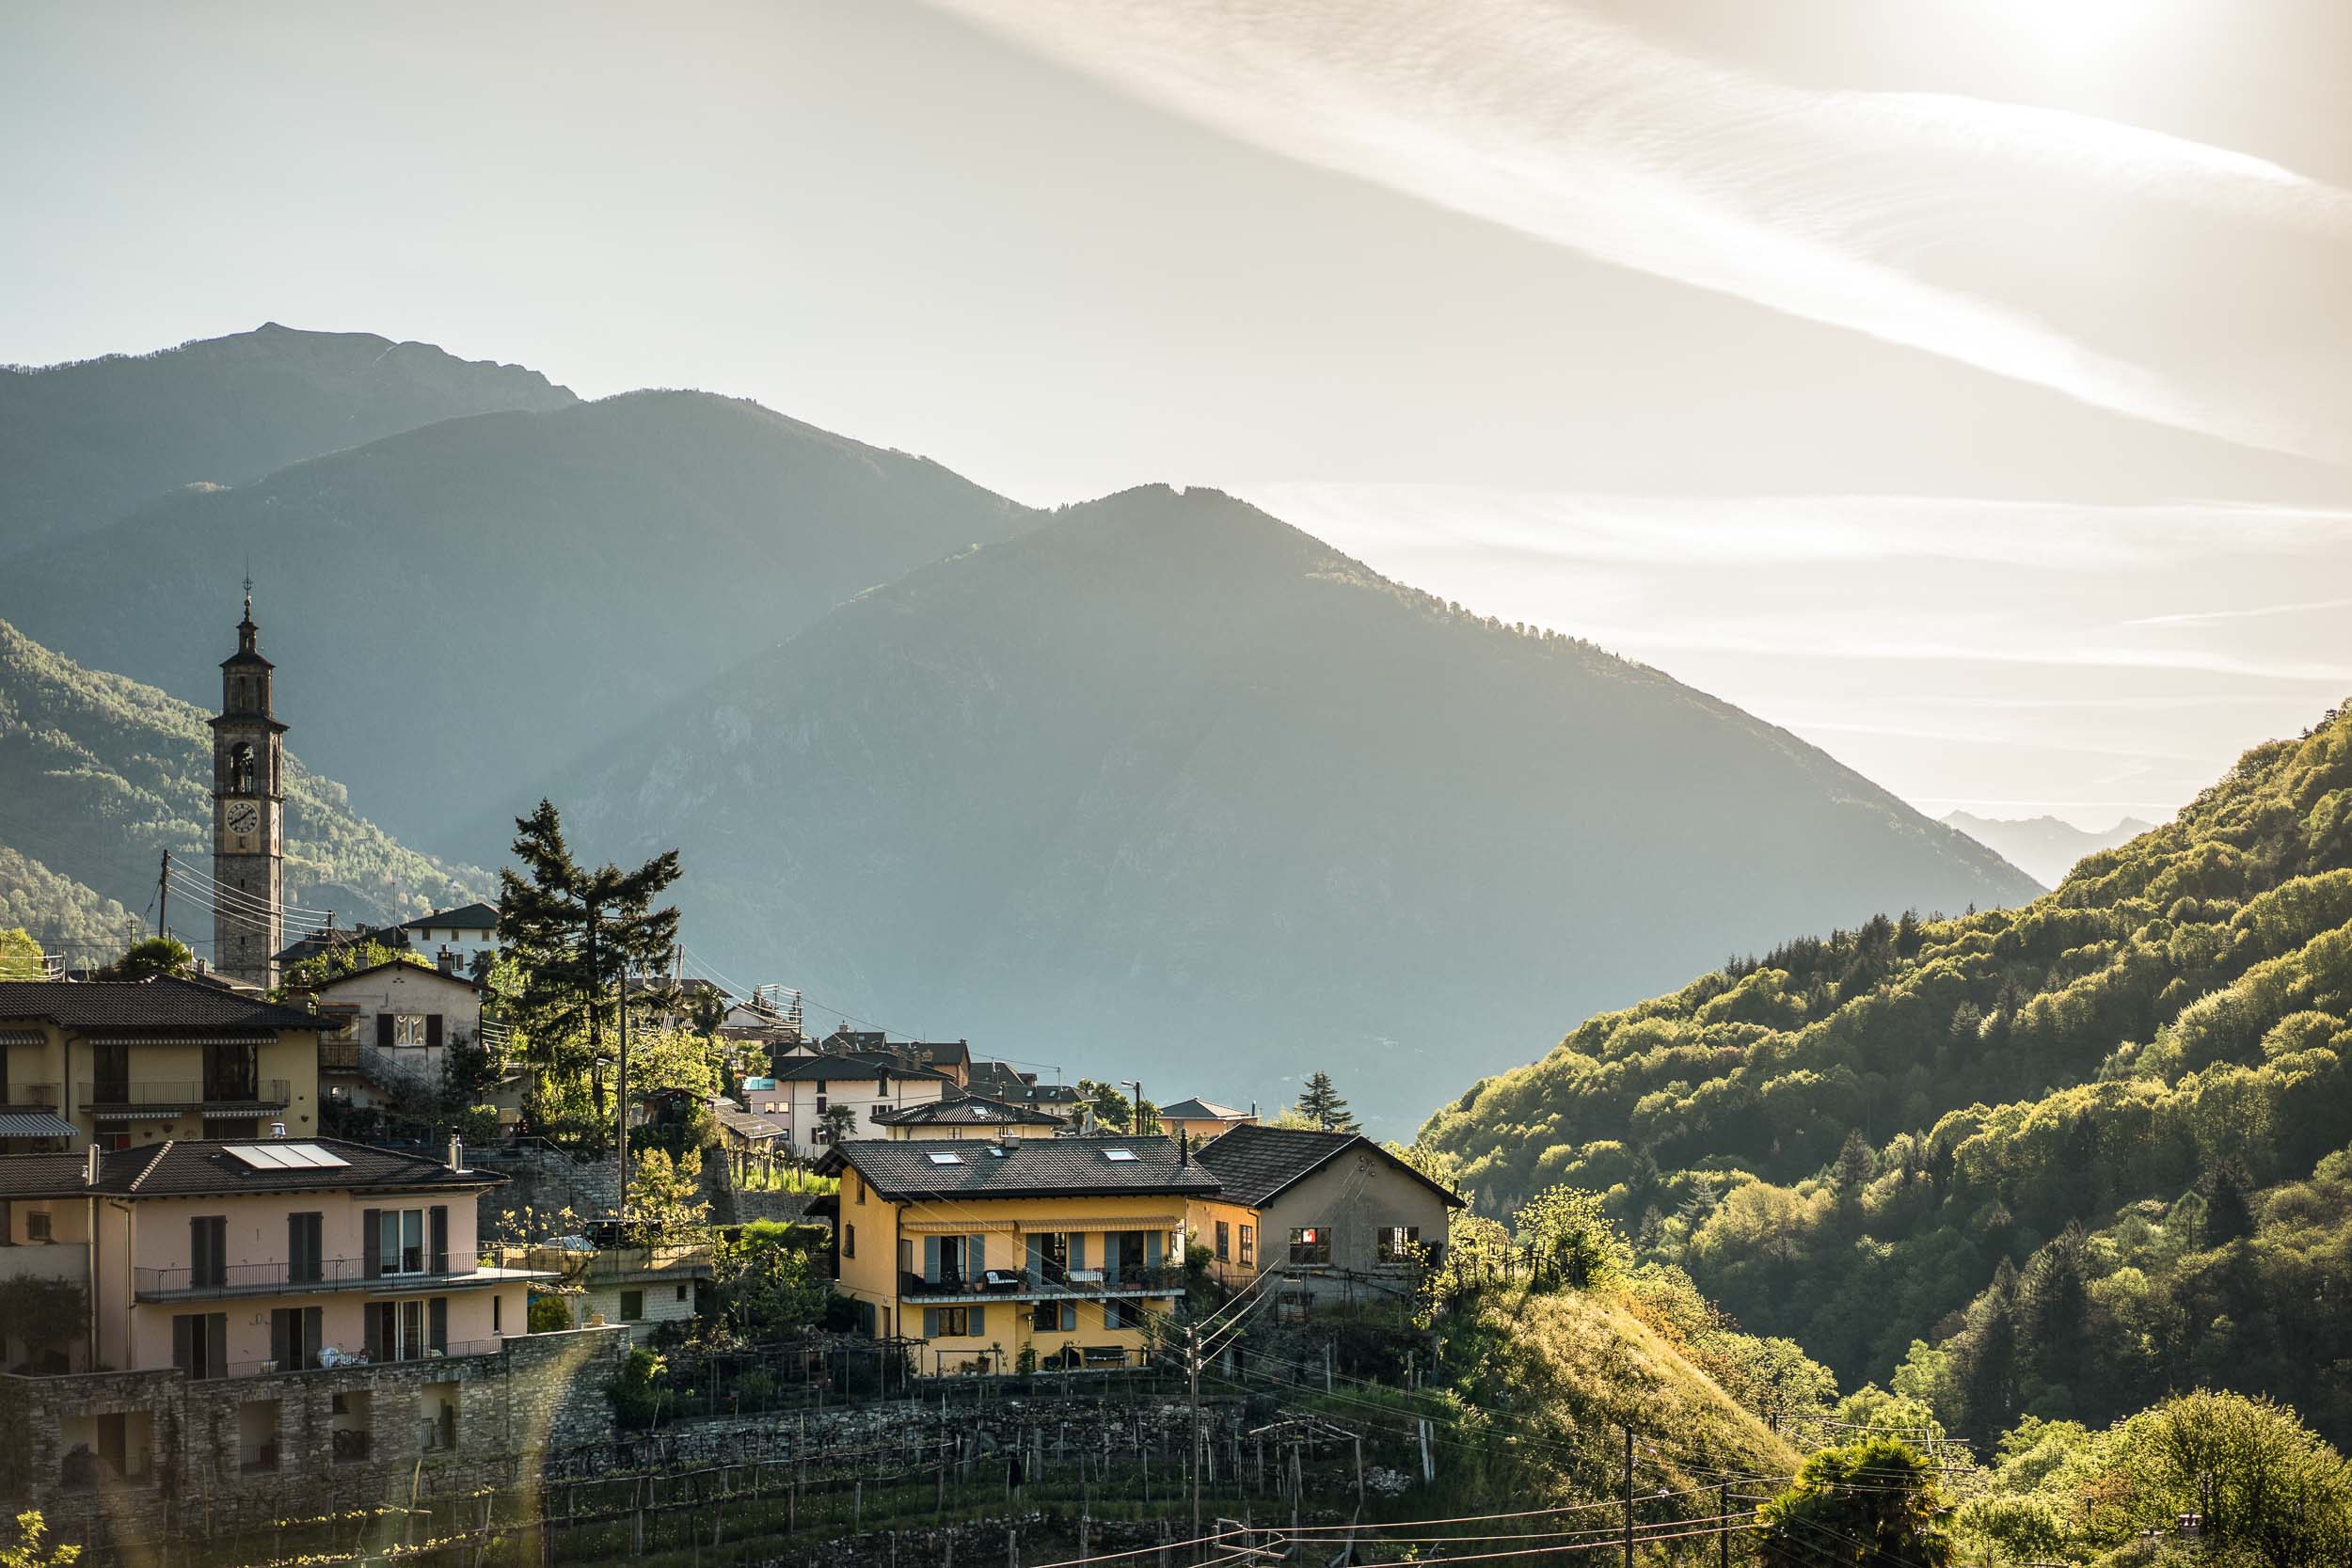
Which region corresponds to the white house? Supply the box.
[396,903,501,971]
[752,1053,954,1148]
[311,958,485,1110]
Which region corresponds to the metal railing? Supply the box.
[215,1337,510,1381]
[135,1256,481,1300]
[898,1262,1186,1300]
[87,1079,291,1111]
[0,1083,58,1109]
[317,1042,362,1070]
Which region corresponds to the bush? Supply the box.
[528,1294,574,1334]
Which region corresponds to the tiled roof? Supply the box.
[871,1094,1063,1127]
[768,1053,950,1085]
[312,958,480,992]
[707,1099,786,1141]
[0,1138,501,1199]
[400,902,501,932]
[1160,1098,1250,1122]
[0,1151,91,1195]
[821,1135,1220,1202]
[0,977,326,1035]
[1191,1124,1465,1211]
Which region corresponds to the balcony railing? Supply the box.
[898,1263,1185,1302]
[318,1042,362,1071]
[215,1337,510,1382]
[0,1083,59,1110]
[135,1257,489,1301]
[87,1080,292,1115]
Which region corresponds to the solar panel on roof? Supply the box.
[226,1142,349,1170]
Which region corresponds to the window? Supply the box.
[368,1206,447,1275]
[815,1093,828,1113]
[936,1306,970,1337]
[619,1290,644,1322]
[288,1212,323,1284]
[1377,1226,1421,1264]
[844,1223,856,1259]
[675,1283,687,1302]
[850,1172,865,1205]
[1239,1225,1255,1266]
[25,1209,52,1243]
[492,1295,502,1334]
[392,1015,427,1047]
[1107,1299,1144,1331]
[190,1215,227,1289]
[1289,1227,1330,1267]
[1214,1221,1230,1262]
[1102,1148,1137,1162]
[173,1312,227,1379]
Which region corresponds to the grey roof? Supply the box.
[0,1114,77,1140]
[400,902,501,932]
[768,1053,950,1085]
[0,977,326,1036]
[1160,1098,1250,1122]
[707,1099,786,1141]
[1191,1125,1465,1211]
[312,958,481,993]
[103,1138,501,1198]
[819,1135,1220,1202]
[0,1150,92,1196]
[871,1094,1063,1128]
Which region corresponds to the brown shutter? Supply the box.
[426,1014,444,1049]
[428,1206,449,1275]
[363,1302,384,1361]
[205,1314,226,1379]
[362,1209,380,1276]
[376,1013,394,1048]
[270,1308,290,1368]
[428,1297,448,1353]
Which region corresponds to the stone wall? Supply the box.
[0,1326,630,1552]
[471,1144,621,1236]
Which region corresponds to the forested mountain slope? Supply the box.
[0,388,1041,842]
[0,619,485,965]
[537,483,2037,1128]
[1420,702,2352,1439]
[0,323,575,558]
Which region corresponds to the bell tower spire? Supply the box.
[210,583,287,987]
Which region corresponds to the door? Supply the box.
[93,1042,129,1104]
[202,1042,258,1101]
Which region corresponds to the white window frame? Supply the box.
[380,1208,426,1275]
[391,1015,427,1048]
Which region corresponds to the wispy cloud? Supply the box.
[927,0,2352,462]
[2125,594,2352,627]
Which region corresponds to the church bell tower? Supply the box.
[210,582,287,987]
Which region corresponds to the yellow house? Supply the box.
[0,977,328,1150]
[818,1135,1218,1374]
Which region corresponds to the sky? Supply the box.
[6,0,2349,830]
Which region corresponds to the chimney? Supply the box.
[437,944,457,975]
[1179,1131,1190,1166]
[448,1133,467,1173]
[85,1144,102,1185]
[270,1121,287,1139]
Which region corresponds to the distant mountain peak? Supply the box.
[1940,809,2161,886]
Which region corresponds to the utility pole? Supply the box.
[616,965,630,1220]
[1622,1425,1634,1568]
[1718,1479,1730,1568]
[157,849,170,939]
[1187,1320,1202,1547]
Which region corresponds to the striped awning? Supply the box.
[82,1034,277,1046]
[0,1030,44,1046]
[0,1113,76,1138]
[898,1214,1184,1236]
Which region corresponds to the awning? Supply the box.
[0,1113,77,1138]
[0,1030,44,1046]
[83,1035,277,1046]
[898,1214,1184,1236]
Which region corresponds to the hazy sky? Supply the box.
[6,0,2348,829]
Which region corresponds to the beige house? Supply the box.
[870,1094,1065,1141]
[309,958,484,1111]
[754,1052,954,1148]
[1188,1126,1462,1306]
[1158,1098,1257,1145]
[0,977,328,1149]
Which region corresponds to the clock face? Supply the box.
[226,801,260,835]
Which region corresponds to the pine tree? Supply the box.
[1294,1071,1357,1132]
[497,799,681,1093]
[2201,1156,2256,1247]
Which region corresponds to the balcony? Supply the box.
[134,1257,551,1302]
[318,1042,362,1072]
[898,1262,1185,1304]
[215,1337,511,1382]
[0,1083,59,1111]
[87,1080,292,1117]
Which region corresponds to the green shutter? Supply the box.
[922,1307,938,1338]
[923,1236,940,1282]
[969,1233,985,1274]
[1146,1230,1163,1269]
[1060,1302,1076,1332]
[970,1305,984,1337]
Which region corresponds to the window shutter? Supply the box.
[363,1302,384,1361]
[271,1308,289,1368]
[376,1013,395,1048]
[923,1236,940,1283]
[426,1014,444,1050]
[1026,1234,1043,1275]
[1146,1231,1163,1269]
[303,1306,323,1368]
[968,1233,985,1275]
[970,1306,984,1337]
[173,1314,195,1372]
[362,1210,381,1276]
[206,1314,226,1378]
[1070,1234,1086,1272]
[429,1206,449,1274]
[1060,1302,1076,1333]
[922,1308,938,1338]
[429,1297,448,1353]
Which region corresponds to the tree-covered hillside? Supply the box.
[1420,702,2352,1439]
[0,322,575,559]
[0,618,485,965]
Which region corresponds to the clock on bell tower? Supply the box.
[210,583,288,987]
